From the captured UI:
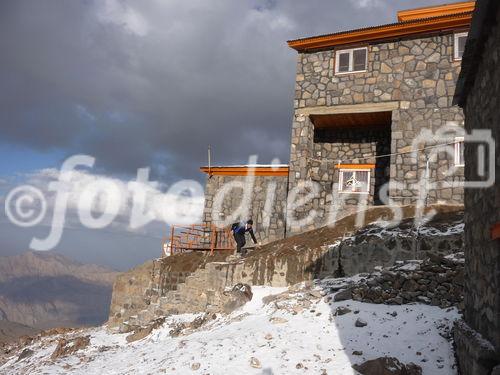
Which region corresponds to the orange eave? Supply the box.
[200,166,289,177]
[287,11,473,52]
[334,164,376,169]
[397,1,475,22]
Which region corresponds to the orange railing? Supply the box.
[161,223,235,256]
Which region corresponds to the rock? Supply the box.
[127,317,165,343]
[491,365,500,375]
[355,318,368,327]
[169,322,186,337]
[262,293,280,305]
[296,362,304,369]
[269,317,288,324]
[334,288,352,302]
[250,357,261,369]
[293,305,304,314]
[17,348,34,361]
[222,283,253,314]
[402,279,419,292]
[51,336,90,360]
[191,362,200,370]
[352,350,363,356]
[126,326,153,343]
[308,290,323,299]
[353,357,422,375]
[334,306,352,316]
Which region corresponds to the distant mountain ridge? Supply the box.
[0,251,117,284]
[0,251,120,330]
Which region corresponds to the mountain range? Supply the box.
[0,251,120,337]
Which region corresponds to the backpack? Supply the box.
[231,222,244,235]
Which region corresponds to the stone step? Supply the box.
[137,309,155,324]
[126,315,139,326]
[159,294,183,309]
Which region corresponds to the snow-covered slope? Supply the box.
[1,279,460,375]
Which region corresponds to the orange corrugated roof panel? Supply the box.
[287,2,475,52]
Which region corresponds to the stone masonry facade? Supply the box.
[288,33,465,235]
[312,126,391,206]
[202,174,288,243]
[453,1,500,374]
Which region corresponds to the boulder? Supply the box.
[17,348,34,361]
[51,336,90,360]
[353,357,422,375]
[355,318,368,327]
[126,317,165,343]
[334,306,352,316]
[334,288,353,302]
[222,283,253,314]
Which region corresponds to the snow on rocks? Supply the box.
[1,278,461,375]
[333,253,464,309]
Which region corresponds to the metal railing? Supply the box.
[162,223,235,256]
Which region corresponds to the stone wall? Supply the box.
[108,205,464,330]
[107,252,230,329]
[288,32,465,235]
[311,125,391,206]
[202,174,288,244]
[336,253,464,309]
[453,3,500,374]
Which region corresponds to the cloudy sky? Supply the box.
[0,0,447,270]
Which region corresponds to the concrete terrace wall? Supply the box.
[202,174,288,244]
[288,32,465,235]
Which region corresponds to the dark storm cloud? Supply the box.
[0,0,447,182]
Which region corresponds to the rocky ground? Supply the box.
[0,254,464,375]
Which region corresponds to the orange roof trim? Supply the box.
[397,1,475,22]
[200,166,289,177]
[335,164,376,170]
[287,3,474,52]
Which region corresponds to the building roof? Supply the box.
[454,0,499,107]
[200,165,289,177]
[287,1,475,52]
[397,1,475,21]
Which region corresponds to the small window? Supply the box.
[339,169,371,193]
[454,137,464,166]
[338,52,350,73]
[335,47,367,74]
[454,32,468,60]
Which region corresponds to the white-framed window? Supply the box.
[338,169,371,193]
[335,47,368,74]
[454,136,464,166]
[454,32,468,60]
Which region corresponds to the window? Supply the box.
[454,136,464,166]
[339,169,371,193]
[454,32,468,60]
[335,47,367,74]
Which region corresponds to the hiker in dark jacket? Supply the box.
[231,219,258,255]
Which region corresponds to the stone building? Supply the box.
[453,0,500,374]
[200,165,289,243]
[200,2,473,243]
